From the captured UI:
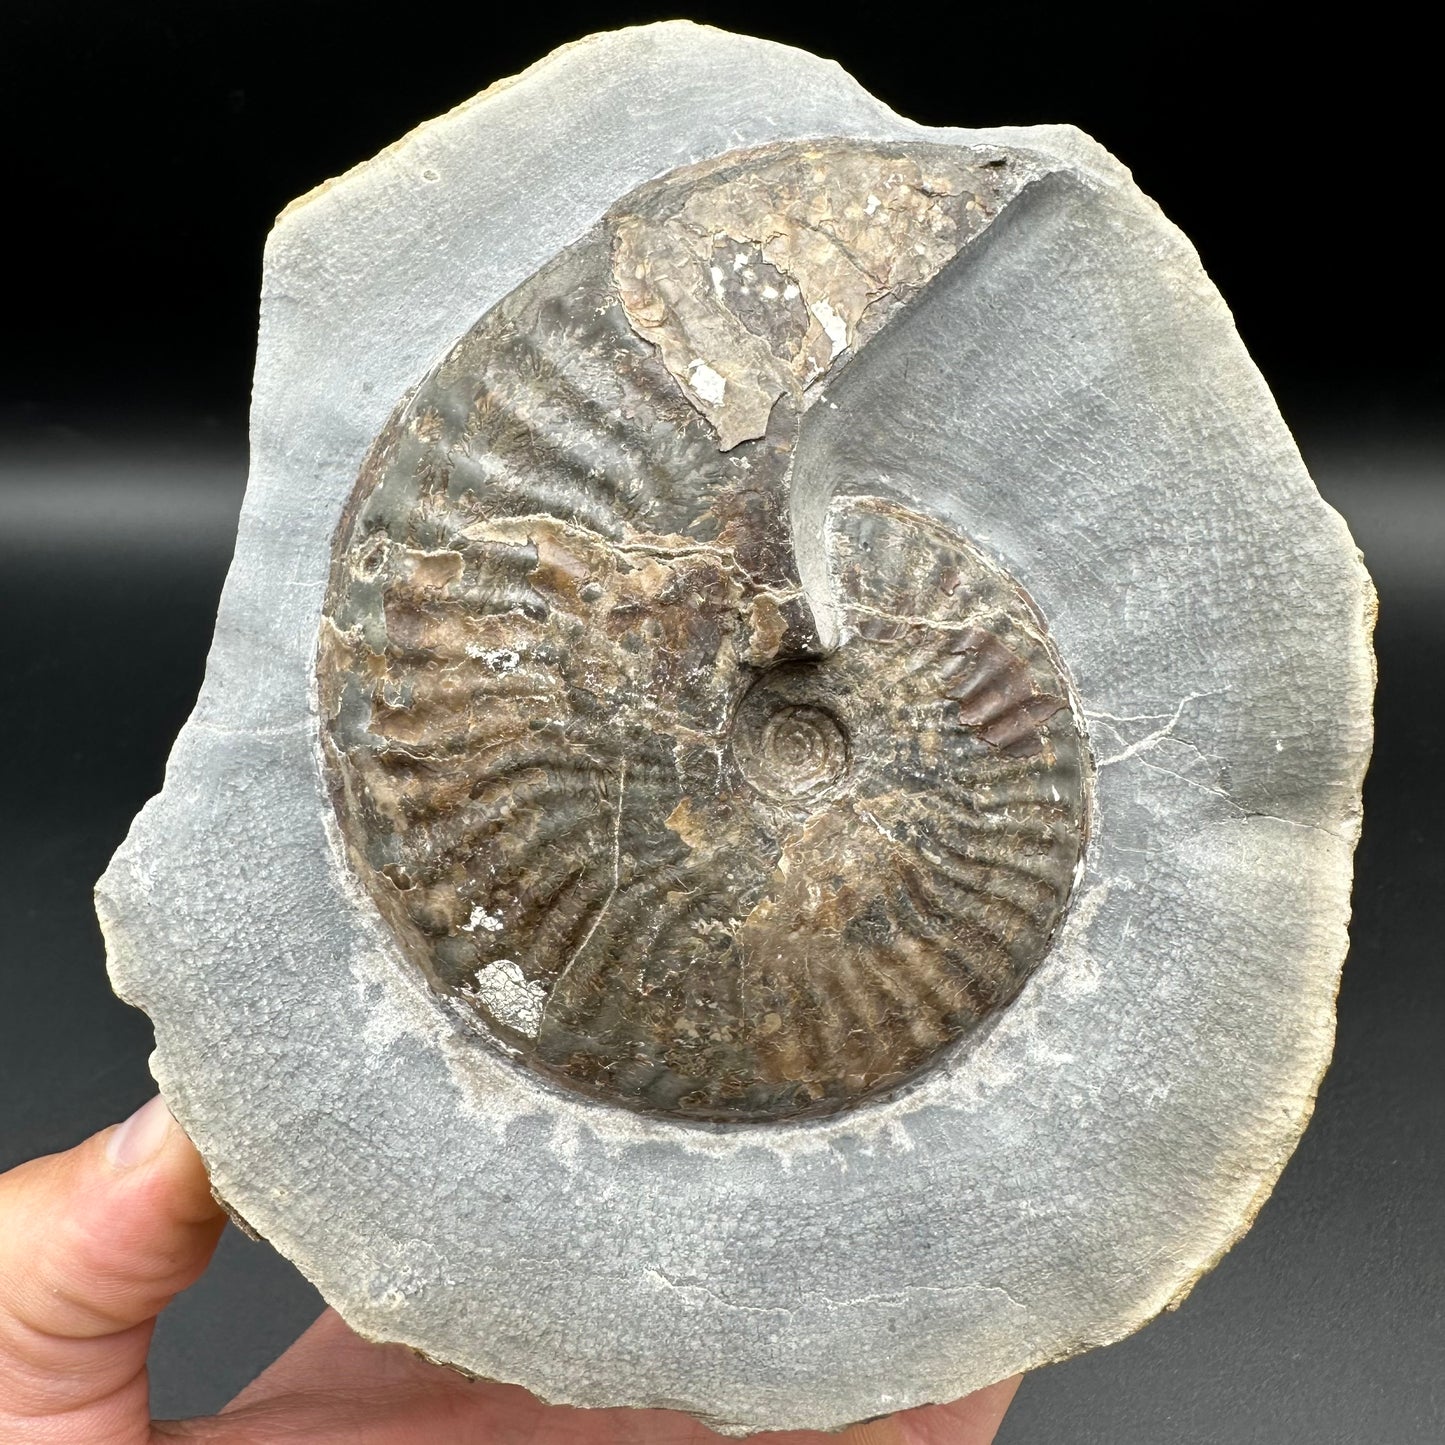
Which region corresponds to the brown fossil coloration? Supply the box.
[318,140,1089,1122]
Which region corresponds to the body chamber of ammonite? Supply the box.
[97,24,1374,1434]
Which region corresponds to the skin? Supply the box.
[0,1098,1020,1445]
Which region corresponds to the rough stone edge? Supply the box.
[93,22,1380,1435]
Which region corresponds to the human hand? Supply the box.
[0,1097,1020,1443]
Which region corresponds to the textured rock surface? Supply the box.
[96,22,1375,1435]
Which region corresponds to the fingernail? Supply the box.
[106,1094,174,1169]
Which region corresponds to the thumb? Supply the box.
[0,1096,226,1444]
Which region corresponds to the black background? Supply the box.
[1,4,1439,1441]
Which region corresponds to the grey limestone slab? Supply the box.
[97,22,1375,1434]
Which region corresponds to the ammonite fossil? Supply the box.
[98,23,1375,1436]
[318,140,1088,1122]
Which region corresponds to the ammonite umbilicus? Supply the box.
[318,140,1088,1122]
[98,23,1375,1436]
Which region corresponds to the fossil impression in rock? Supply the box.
[319,141,1088,1123]
[97,23,1376,1436]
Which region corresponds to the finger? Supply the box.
[878,1375,1023,1445]
[220,1308,451,1409]
[165,1311,554,1444]
[187,1302,1016,1445]
[0,1095,226,1444]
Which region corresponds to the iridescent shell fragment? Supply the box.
[318,141,1089,1121]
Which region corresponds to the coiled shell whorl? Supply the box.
[319,139,1090,1122]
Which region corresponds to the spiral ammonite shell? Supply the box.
[319,139,1089,1122]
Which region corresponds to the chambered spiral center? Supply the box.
[731,672,851,804]
[757,705,847,799]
